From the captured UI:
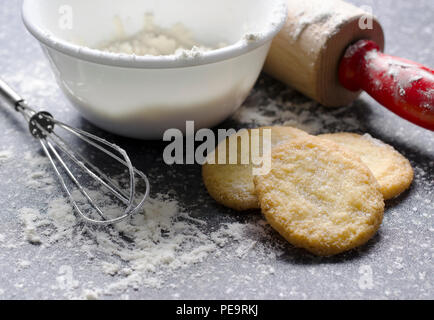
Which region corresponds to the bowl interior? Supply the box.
[24,0,285,49]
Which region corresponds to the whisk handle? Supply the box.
[0,78,25,110]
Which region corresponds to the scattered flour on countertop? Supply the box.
[0,149,13,162]
[82,289,101,300]
[18,208,45,245]
[17,259,31,269]
[231,81,360,135]
[13,152,283,299]
[17,193,282,298]
[1,0,432,300]
[3,79,433,299]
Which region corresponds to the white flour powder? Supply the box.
[363,49,434,105]
[98,14,224,57]
[11,150,283,298]
[0,48,431,300]
[1,0,432,300]
[286,0,370,42]
[1,80,432,298]
[0,149,13,162]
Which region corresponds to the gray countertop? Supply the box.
[0,0,432,300]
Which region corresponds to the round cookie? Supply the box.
[319,133,414,200]
[254,136,385,256]
[202,126,309,211]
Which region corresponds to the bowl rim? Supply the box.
[22,0,288,69]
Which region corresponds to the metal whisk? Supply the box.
[0,78,150,225]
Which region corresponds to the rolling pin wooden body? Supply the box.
[265,0,385,107]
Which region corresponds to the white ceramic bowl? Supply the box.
[22,0,287,139]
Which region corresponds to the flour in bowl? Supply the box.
[98,14,224,57]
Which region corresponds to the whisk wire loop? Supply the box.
[48,131,131,204]
[0,78,150,225]
[16,101,150,225]
[41,139,108,222]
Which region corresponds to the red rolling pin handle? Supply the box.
[339,40,434,131]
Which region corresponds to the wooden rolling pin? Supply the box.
[265,0,434,131]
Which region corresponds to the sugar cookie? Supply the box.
[202,127,309,211]
[254,136,384,256]
[319,133,414,200]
